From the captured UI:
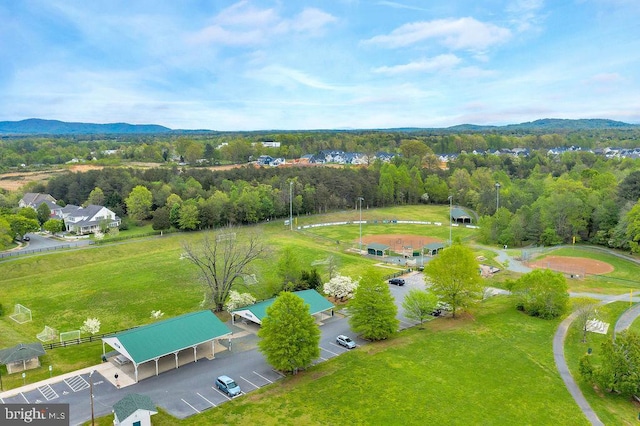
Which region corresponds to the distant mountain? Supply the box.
[0,118,171,135]
[0,117,637,135]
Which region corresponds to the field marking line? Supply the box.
[181,398,200,414]
[253,371,273,383]
[320,346,339,356]
[197,392,216,407]
[239,376,259,389]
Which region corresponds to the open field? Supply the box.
[3,206,640,423]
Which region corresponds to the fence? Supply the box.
[0,244,81,259]
[40,326,138,350]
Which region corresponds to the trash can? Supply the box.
[587,348,592,355]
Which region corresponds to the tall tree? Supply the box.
[277,246,302,291]
[424,244,482,318]
[257,292,321,374]
[348,269,398,340]
[402,289,439,325]
[125,185,153,221]
[571,297,600,343]
[43,218,64,235]
[183,230,264,312]
[86,187,105,206]
[36,202,51,225]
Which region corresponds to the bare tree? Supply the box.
[183,230,264,312]
[572,297,600,343]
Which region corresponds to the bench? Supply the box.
[114,354,130,365]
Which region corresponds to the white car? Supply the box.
[336,335,356,349]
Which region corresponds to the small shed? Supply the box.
[113,393,157,426]
[367,243,390,256]
[451,208,472,224]
[424,242,446,256]
[0,342,46,373]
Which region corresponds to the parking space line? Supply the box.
[212,386,231,400]
[64,375,89,392]
[197,392,216,407]
[272,369,286,378]
[239,376,259,389]
[0,398,4,403]
[320,346,339,356]
[318,355,328,361]
[253,371,273,384]
[329,342,347,350]
[20,393,29,403]
[181,398,200,414]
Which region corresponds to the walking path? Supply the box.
[487,244,639,425]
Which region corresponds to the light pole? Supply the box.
[289,181,293,231]
[358,197,364,253]
[495,182,501,212]
[448,195,453,247]
[89,370,95,426]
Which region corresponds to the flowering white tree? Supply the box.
[224,290,257,312]
[150,310,165,319]
[80,317,101,335]
[323,275,359,301]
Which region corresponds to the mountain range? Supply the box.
[0,118,637,135]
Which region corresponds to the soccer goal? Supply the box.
[37,326,58,342]
[60,330,81,343]
[9,304,32,324]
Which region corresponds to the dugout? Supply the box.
[424,242,445,256]
[0,342,46,373]
[367,243,390,256]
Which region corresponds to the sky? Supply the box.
[1,0,639,130]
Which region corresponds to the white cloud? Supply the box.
[373,54,461,74]
[363,17,511,51]
[191,3,336,46]
[376,1,430,12]
[249,65,341,91]
[507,0,546,32]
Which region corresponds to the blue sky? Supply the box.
[1,1,639,130]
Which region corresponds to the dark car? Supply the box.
[388,278,405,286]
[22,235,30,241]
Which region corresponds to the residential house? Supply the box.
[18,193,58,212]
[55,204,121,235]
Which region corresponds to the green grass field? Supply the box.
[2,205,640,424]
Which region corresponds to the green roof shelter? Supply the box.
[113,393,157,426]
[367,243,390,256]
[231,289,334,325]
[102,310,231,383]
[0,342,46,373]
[451,208,472,224]
[424,242,446,256]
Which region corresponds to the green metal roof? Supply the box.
[424,242,445,250]
[367,243,390,251]
[110,310,231,364]
[113,393,157,422]
[232,289,334,322]
[0,343,45,365]
[451,208,471,220]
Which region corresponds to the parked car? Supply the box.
[22,235,30,241]
[336,334,356,349]
[215,375,242,397]
[388,277,405,286]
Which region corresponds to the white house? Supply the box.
[113,394,157,426]
[55,204,121,235]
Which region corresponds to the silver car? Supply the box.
[336,335,356,349]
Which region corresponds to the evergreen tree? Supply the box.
[348,269,398,340]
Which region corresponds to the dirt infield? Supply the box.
[529,255,614,275]
[359,234,443,252]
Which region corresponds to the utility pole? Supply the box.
[495,182,501,212]
[358,197,364,253]
[289,181,293,231]
[89,370,95,426]
[448,195,453,247]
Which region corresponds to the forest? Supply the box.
[1,128,640,253]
